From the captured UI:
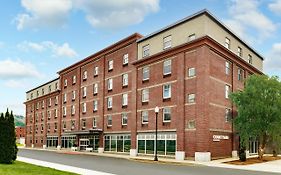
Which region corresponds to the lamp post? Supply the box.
[154,106,159,161]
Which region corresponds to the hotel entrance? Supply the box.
[79,135,99,151]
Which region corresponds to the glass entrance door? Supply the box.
[79,139,89,151]
[249,140,259,155]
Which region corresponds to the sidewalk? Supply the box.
[20,147,281,174]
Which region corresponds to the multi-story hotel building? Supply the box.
[24,10,263,161]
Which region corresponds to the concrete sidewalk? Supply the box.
[19,147,281,174]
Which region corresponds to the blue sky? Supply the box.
[0,0,281,115]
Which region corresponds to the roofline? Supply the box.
[26,77,59,93]
[57,33,143,74]
[137,9,264,61]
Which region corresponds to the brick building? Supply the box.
[15,126,25,139]
[24,10,263,161]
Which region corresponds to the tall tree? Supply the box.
[230,75,281,160]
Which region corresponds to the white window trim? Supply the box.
[123,53,129,65]
[108,60,113,71]
[142,89,149,102]
[163,59,172,75]
[188,67,196,77]
[94,66,99,76]
[163,108,171,122]
[142,67,150,81]
[107,97,112,109]
[141,111,148,124]
[122,94,128,106]
[163,84,171,99]
[163,35,172,50]
[121,113,128,126]
[142,44,150,58]
[107,116,112,127]
[122,74,128,86]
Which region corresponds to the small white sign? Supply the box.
[213,135,229,142]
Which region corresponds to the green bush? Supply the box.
[239,147,246,162]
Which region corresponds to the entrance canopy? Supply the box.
[63,128,102,135]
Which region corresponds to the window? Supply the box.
[188,68,196,77]
[122,93,128,106]
[82,103,86,113]
[225,37,230,49]
[107,97,112,109]
[188,33,196,41]
[122,113,128,126]
[122,74,128,87]
[238,68,243,81]
[63,93,67,103]
[142,67,149,81]
[93,118,97,128]
[71,105,75,115]
[107,115,112,127]
[187,120,195,129]
[237,47,242,57]
[36,102,39,110]
[225,61,230,75]
[123,53,129,65]
[142,89,149,102]
[72,91,76,100]
[141,111,148,124]
[42,88,44,95]
[71,120,75,130]
[225,108,232,122]
[108,60,113,71]
[248,54,252,64]
[93,100,98,111]
[82,119,86,129]
[163,107,171,122]
[72,75,76,84]
[187,93,195,103]
[42,101,44,108]
[63,107,66,116]
[54,109,57,118]
[94,66,99,76]
[55,82,58,90]
[36,91,39,97]
[163,59,171,75]
[163,35,172,49]
[47,111,51,120]
[225,85,230,99]
[83,71,87,80]
[163,84,171,99]
[93,83,98,94]
[64,79,67,87]
[49,98,52,106]
[82,87,87,98]
[108,79,113,91]
[63,121,66,129]
[54,123,58,131]
[49,85,52,92]
[142,44,149,57]
[55,96,58,105]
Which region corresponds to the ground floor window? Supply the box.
[79,135,99,151]
[47,136,58,148]
[137,133,176,156]
[104,134,130,153]
[61,135,76,148]
[249,139,259,155]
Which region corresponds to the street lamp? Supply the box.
[154,106,159,161]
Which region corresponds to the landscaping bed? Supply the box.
[225,156,281,165]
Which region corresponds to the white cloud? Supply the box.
[265,43,281,73]
[17,41,78,58]
[15,0,72,30]
[269,0,281,15]
[0,59,41,79]
[224,0,276,43]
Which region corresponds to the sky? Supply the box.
[0,0,281,116]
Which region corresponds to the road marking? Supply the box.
[17,156,116,175]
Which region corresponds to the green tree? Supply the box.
[230,75,281,160]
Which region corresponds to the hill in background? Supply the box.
[14,115,25,127]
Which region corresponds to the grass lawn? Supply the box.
[16,143,24,147]
[0,161,78,175]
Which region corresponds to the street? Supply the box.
[18,149,280,175]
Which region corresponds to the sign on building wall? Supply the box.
[213,135,229,142]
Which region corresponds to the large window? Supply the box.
[141,111,148,124]
[93,100,98,112]
[123,53,129,65]
[47,136,58,148]
[122,74,128,87]
[107,115,112,127]
[107,97,112,109]
[142,67,149,81]
[163,107,171,122]
[163,59,171,75]
[108,60,113,71]
[122,93,128,107]
[122,113,128,126]
[163,35,172,50]
[104,135,131,153]
[163,84,171,99]
[142,89,149,102]
[142,45,150,58]
[61,136,76,149]
[108,79,113,91]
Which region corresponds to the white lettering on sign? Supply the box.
[213,135,229,142]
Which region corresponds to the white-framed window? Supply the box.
[55,82,58,90]
[93,83,98,94]
[107,97,112,109]
[122,93,128,106]
[121,113,128,126]
[82,119,86,129]
[63,93,67,103]
[72,90,76,100]
[107,115,112,127]
[187,120,195,129]
[108,79,113,90]
[237,47,242,57]
[163,35,172,50]
[82,103,86,113]
[72,75,76,84]
[142,89,149,102]
[142,44,150,57]
[225,61,230,75]
[163,107,171,122]
[42,88,44,95]
[108,60,113,71]
[63,106,66,116]
[248,54,252,64]
[49,98,52,106]
[82,86,87,98]
[54,109,57,118]
[123,53,129,65]
[93,118,97,128]
[83,71,87,80]
[71,105,75,115]
[71,120,75,130]
[238,68,243,81]
[225,37,230,49]
[47,111,51,120]
[36,102,39,110]
[93,100,98,111]
[48,85,52,92]
[94,66,99,76]
[122,74,128,86]
[64,79,67,87]
[141,111,148,124]
[225,108,232,122]
[187,93,195,103]
[142,67,149,81]
[163,84,171,99]
[188,33,196,41]
[163,59,172,75]
[188,67,196,77]
[225,85,230,99]
[63,121,66,129]
[42,101,45,108]
[55,96,58,105]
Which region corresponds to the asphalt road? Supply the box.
[18,149,280,175]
